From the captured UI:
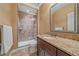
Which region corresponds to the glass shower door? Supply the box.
[18,11,37,47]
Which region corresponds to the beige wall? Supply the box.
[0,4,12,25]
[38,3,53,34]
[51,4,74,32]
[0,3,18,49]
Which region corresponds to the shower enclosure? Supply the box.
[17,4,37,48]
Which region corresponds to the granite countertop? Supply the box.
[37,34,79,56]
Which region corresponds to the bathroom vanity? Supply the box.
[37,34,79,56]
[37,37,69,56]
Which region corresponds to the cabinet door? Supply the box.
[37,38,56,56]
[57,49,70,56]
[41,39,56,56]
[37,38,45,56]
[38,48,45,56]
[44,51,51,56]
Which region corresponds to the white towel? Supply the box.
[2,25,13,54]
[55,27,64,31]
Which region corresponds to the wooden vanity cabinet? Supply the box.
[37,37,70,56]
[37,37,56,56]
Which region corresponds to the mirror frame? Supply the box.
[50,3,77,33]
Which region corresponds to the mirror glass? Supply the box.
[50,3,78,33]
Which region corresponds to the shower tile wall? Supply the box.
[18,11,37,42]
